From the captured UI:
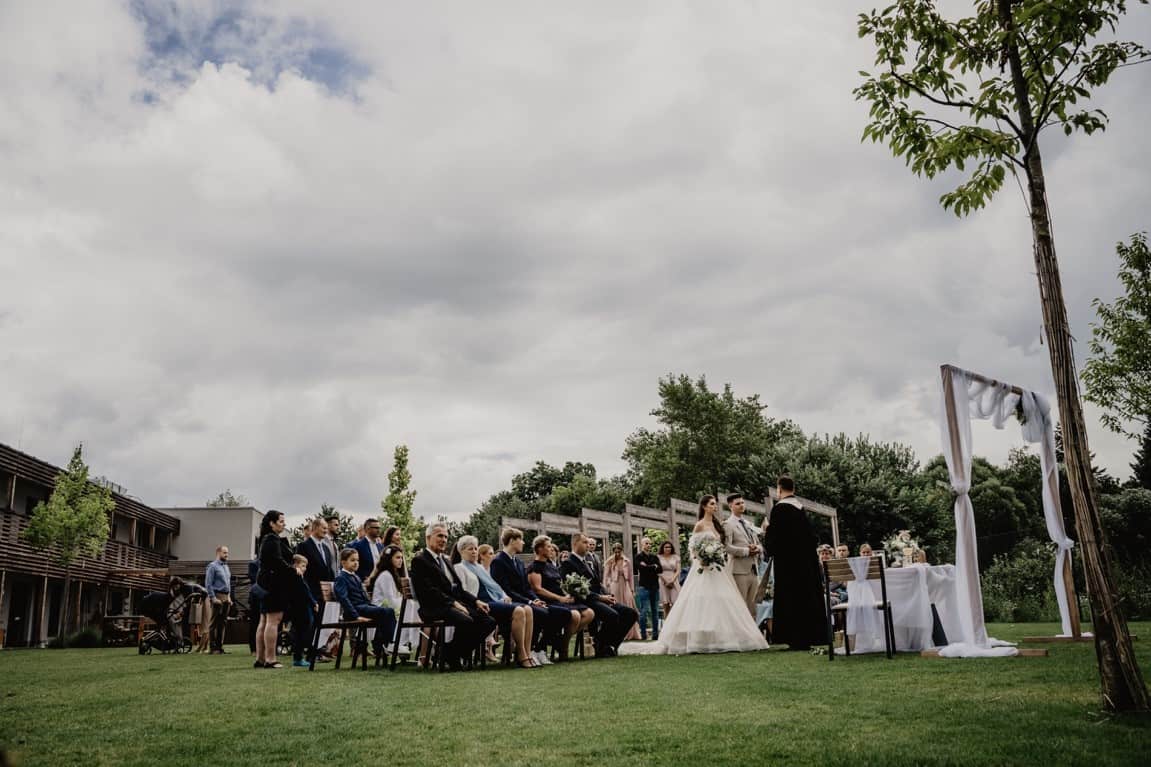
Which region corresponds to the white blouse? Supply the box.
[454,562,480,597]
[372,571,405,609]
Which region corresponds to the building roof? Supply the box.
[0,442,179,532]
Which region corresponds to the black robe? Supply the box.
[762,497,826,649]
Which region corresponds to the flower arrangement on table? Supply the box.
[690,537,728,573]
[883,530,921,568]
[562,573,591,600]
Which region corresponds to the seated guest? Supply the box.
[527,535,594,661]
[410,522,497,671]
[562,533,639,658]
[489,528,569,667]
[817,545,847,606]
[914,549,929,565]
[835,544,850,559]
[333,549,398,659]
[369,545,423,656]
[453,536,537,669]
[288,555,319,668]
[859,542,874,557]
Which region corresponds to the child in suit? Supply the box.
[334,549,397,657]
[289,554,318,667]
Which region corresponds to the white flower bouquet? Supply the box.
[562,572,591,600]
[883,529,921,567]
[691,537,728,573]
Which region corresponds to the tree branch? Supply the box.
[889,70,1026,141]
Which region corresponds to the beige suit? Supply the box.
[724,513,761,616]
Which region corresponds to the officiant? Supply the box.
[761,476,826,651]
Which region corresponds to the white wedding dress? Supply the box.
[618,532,769,655]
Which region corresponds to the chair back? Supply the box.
[399,576,414,600]
[823,556,884,584]
[320,581,335,603]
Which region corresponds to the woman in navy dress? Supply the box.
[526,535,594,660]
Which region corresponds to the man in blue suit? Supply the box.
[490,527,570,665]
[349,518,385,579]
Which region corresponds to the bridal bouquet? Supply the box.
[691,537,728,573]
[562,573,591,600]
[883,530,921,568]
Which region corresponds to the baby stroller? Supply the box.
[139,581,208,654]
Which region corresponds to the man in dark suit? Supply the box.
[490,526,571,665]
[295,518,335,599]
[349,518,385,579]
[410,522,496,670]
[562,532,638,657]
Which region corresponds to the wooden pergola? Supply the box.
[498,492,840,555]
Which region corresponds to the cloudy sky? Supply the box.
[2,1,1148,525]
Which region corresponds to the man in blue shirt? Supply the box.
[204,546,232,654]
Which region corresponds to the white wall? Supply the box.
[160,507,263,562]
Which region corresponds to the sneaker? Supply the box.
[292,659,309,668]
[534,650,553,666]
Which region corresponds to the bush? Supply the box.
[1112,564,1151,620]
[981,539,1061,623]
[69,627,103,648]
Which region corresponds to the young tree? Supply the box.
[1084,232,1151,439]
[205,489,248,507]
[22,445,113,639]
[381,445,421,556]
[856,0,1150,710]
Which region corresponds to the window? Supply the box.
[135,522,152,548]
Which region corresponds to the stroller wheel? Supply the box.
[138,642,148,655]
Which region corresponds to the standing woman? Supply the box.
[381,526,403,550]
[657,541,681,616]
[255,509,294,669]
[604,543,641,640]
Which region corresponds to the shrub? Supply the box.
[981,539,1061,622]
[69,627,103,648]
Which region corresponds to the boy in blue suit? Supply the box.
[289,555,319,667]
[334,548,397,657]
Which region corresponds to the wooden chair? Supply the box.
[390,577,449,672]
[823,556,895,661]
[307,582,371,671]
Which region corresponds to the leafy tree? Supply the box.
[623,374,802,506]
[22,445,113,639]
[1130,423,1151,489]
[1084,232,1151,439]
[511,461,597,502]
[856,0,1149,711]
[288,503,357,547]
[205,489,248,508]
[461,491,536,546]
[381,445,421,556]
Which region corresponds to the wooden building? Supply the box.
[0,442,180,647]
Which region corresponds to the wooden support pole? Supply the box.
[621,508,633,555]
[38,575,49,646]
[1063,552,1082,638]
[0,569,6,648]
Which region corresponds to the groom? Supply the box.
[723,493,761,617]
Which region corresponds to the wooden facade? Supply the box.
[0,442,180,647]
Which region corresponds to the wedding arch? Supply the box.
[939,363,1082,652]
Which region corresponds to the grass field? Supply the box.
[2,622,1150,766]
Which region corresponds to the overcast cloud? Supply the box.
[2,0,1149,526]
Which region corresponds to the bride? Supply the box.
[619,495,769,655]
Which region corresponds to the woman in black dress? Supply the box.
[526,535,593,660]
[255,509,294,668]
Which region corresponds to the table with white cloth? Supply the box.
[845,563,962,653]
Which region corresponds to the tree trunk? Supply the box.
[998,0,1149,712]
[59,567,72,646]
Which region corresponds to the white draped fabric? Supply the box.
[939,365,1074,656]
[845,564,964,653]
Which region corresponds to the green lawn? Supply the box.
[2,623,1150,766]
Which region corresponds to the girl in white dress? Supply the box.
[619,495,769,655]
[369,545,422,653]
